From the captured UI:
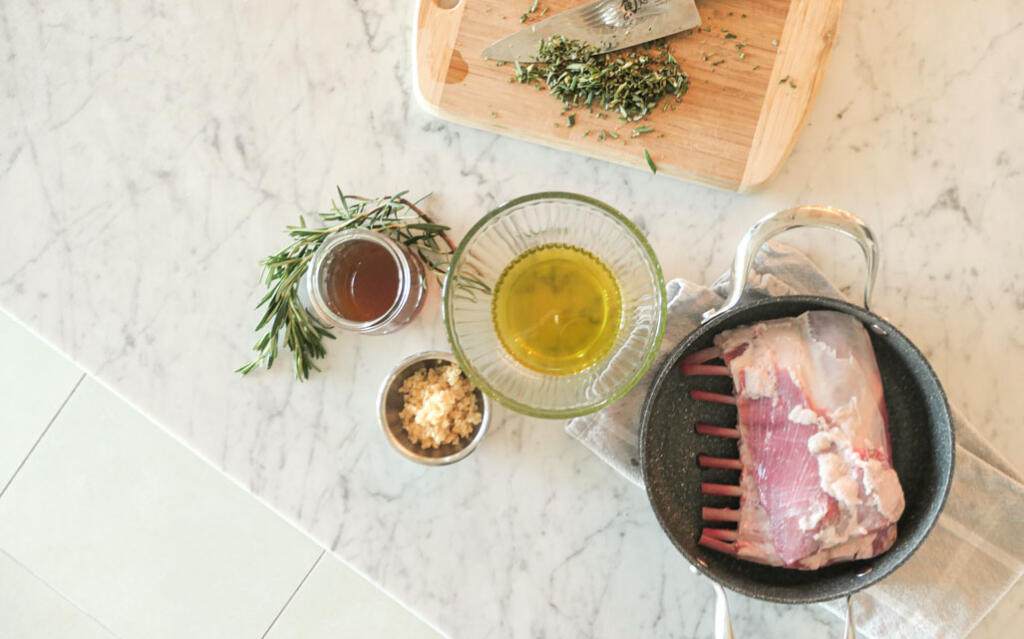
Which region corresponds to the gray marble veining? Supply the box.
[1,1,1022,637]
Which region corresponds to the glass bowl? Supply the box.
[442,192,667,418]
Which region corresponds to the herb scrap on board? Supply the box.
[510,36,689,122]
[643,148,657,174]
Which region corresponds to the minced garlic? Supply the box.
[398,364,482,449]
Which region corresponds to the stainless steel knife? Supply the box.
[482,0,702,62]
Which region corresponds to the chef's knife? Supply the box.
[482,0,701,62]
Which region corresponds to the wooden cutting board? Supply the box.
[415,0,841,191]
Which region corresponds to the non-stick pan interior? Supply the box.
[640,296,954,603]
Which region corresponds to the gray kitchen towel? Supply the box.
[566,242,1024,639]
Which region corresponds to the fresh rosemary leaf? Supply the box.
[643,148,657,174]
[403,222,449,231]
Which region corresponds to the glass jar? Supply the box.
[300,229,427,335]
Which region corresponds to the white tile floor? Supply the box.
[0,308,1019,638]
[0,311,442,639]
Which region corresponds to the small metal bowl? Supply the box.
[377,351,491,465]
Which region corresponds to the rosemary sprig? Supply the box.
[237,188,466,380]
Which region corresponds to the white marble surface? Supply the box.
[1,1,1022,637]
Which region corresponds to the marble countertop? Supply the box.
[3,1,1022,637]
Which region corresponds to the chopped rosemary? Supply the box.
[632,125,654,136]
[511,36,689,120]
[520,0,540,23]
[566,113,575,127]
[643,148,657,174]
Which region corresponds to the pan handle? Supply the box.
[701,206,879,324]
[691,564,736,639]
[712,581,736,639]
[844,594,857,639]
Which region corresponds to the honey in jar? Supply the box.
[324,240,400,322]
[302,229,425,335]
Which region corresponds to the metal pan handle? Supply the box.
[844,595,857,639]
[701,206,879,324]
[712,581,736,639]
[691,564,736,639]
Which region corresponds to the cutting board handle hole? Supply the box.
[433,0,461,10]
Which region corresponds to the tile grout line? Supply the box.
[0,372,86,501]
[0,547,124,638]
[259,549,326,639]
[0,325,449,637]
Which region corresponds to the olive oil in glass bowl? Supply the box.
[443,193,667,418]
[492,243,622,375]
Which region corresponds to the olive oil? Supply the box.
[492,244,622,375]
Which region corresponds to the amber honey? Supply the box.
[325,239,400,322]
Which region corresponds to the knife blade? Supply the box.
[482,0,701,62]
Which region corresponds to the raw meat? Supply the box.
[703,310,905,570]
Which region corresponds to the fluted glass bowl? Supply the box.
[443,192,667,418]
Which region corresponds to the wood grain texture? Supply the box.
[740,0,842,191]
[415,0,841,191]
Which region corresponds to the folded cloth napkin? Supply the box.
[566,242,1024,638]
